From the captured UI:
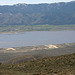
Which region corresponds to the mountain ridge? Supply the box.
[0,1,75,25]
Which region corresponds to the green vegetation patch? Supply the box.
[0,24,75,33]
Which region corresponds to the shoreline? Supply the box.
[0,42,75,52]
[0,29,75,34]
[0,42,75,63]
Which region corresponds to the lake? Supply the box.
[0,31,75,48]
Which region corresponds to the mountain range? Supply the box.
[0,1,75,25]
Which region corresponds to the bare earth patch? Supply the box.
[6,48,16,51]
[45,45,58,49]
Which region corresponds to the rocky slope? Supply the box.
[0,53,75,75]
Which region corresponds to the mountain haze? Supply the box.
[0,1,75,25]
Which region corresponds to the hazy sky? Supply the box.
[0,0,75,5]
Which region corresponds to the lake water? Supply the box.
[0,31,75,48]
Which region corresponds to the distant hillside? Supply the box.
[0,53,75,75]
[0,1,75,25]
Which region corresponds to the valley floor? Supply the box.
[0,24,75,34]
